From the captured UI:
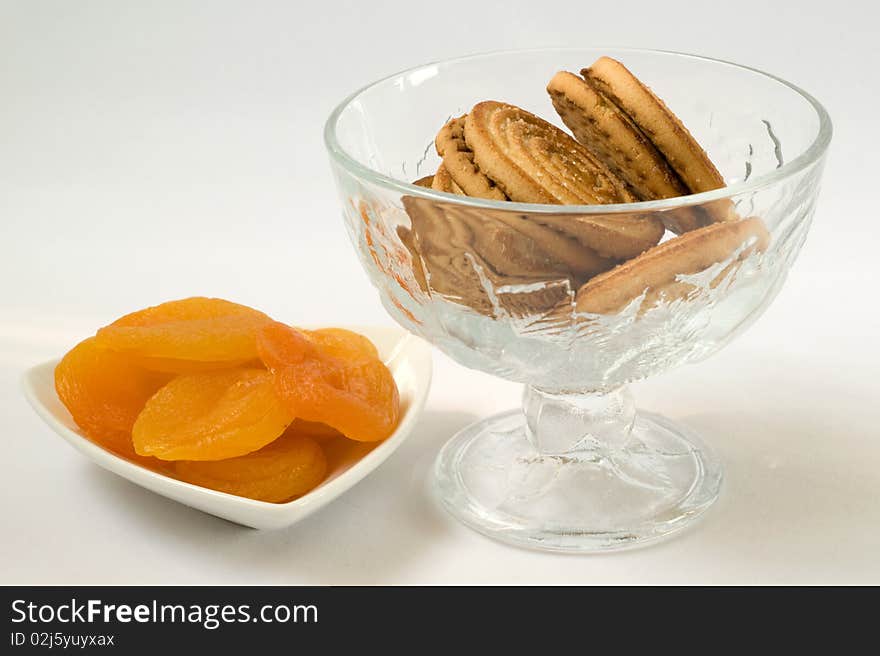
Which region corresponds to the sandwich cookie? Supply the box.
[582,57,731,224]
[402,195,616,315]
[547,70,687,202]
[431,163,466,195]
[412,174,434,188]
[435,116,508,201]
[530,213,665,261]
[463,101,636,205]
[575,217,770,315]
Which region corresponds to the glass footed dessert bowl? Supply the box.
[324,48,831,552]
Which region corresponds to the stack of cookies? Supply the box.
[401,57,769,316]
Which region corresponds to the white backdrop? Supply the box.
[2,0,878,583]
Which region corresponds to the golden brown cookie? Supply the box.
[532,213,665,260]
[402,195,616,315]
[463,101,636,205]
[435,116,508,201]
[575,217,770,315]
[547,71,687,201]
[582,57,730,223]
[412,174,434,188]
[484,212,615,276]
[431,163,466,195]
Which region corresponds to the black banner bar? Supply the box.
[0,586,870,653]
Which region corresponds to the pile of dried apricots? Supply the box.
[54,297,400,503]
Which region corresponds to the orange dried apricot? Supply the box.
[132,368,293,461]
[305,327,379,361]
[257,322,400,442]
[173,433,326,503]
[95,297,272,373]
[54,337,171,457]
[288,418,345,440]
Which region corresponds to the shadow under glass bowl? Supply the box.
[325,47,831,552]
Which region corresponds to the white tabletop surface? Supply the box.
[2,1,878,584]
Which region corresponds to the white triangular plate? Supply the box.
[22,326,432,529]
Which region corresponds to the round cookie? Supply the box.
[431,163,466,195]
[435,116,507,201]
[575,217,770,315]
[463,101,636,205]
[482,211,613,278]
[547,71,687,201]
[582,57,730,223]
[532,213,665,260]
[401,195,617,316]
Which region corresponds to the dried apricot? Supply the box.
[305,327,379,361]
[95,297,272,373]
[257,322,400,442]
[288,418,345,440]
[132,368,293,461]
[54,337,171,457]
[174,433,326,503]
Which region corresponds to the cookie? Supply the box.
[412,174,434,188]
[402,195,616,315]
[431,163,466,195]
[583,57,730,223]
[463,101,636,205]
[547,71,687,201]
[435,116,508,201]
[532,213,665,260]
[481,211,614,278]
[575,217,770,315]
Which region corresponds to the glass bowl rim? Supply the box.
[324,46,832,215]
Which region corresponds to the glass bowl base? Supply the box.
[433,409,722,553]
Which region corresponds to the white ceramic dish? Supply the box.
[22,326,432,530]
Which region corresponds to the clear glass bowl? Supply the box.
[324,48,831,552]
